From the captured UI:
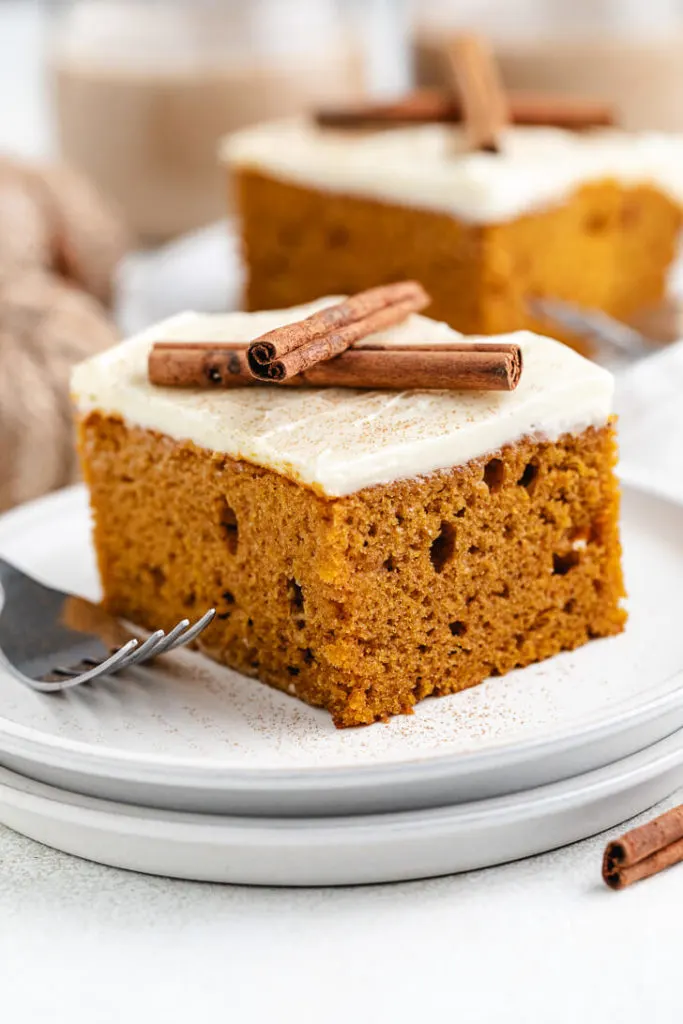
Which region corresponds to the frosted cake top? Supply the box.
[72,299,613,497]
[222,118,683,223]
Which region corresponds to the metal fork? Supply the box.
[528,297,663,364]
[0,558,215,693]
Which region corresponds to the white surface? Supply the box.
[1,792,680,1024]
[117,220,244,336]
[224,118,683,223]
[0,482,682,817]
[71,303,612,495]
[1,731,682,885]
[617,340,683,504]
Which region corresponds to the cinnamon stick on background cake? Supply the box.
[315,90,615,131]
[442,34,510,153]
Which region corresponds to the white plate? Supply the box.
[1,728,682,886]
[0,484,682,816]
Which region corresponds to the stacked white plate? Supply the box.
[0,480,682,886]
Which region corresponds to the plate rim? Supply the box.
[5,728,681,885]
[0,482,681,795]
[2,721,683,832]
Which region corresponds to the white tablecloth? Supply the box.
[1,791,682,1023]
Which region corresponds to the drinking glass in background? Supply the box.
[49,0,373,244]
[414,0,683,132]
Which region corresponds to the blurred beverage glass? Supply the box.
[414,0,683,133]
[51,0,364,243]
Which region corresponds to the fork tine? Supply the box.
[10,602,215,695]
[166,609,216,653]
[117,629,166,670]
[147,618,190,657]
[54,657,101,675]
[27,638,140,693]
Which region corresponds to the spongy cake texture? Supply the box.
[78,414,625,727]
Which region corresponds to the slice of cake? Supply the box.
[72,300,625,728]
[222,119,683,344]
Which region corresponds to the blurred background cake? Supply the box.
[224,117,683,345]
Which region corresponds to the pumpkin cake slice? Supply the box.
[71,300,625,728]
[222,118,683,346]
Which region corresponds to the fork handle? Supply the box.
[0,557,22,587]
[0,558,20,612]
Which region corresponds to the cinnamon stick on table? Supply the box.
[603,805,683,890]
[315,89,616,131]
[148,341,523,392]
[247,281,429,381]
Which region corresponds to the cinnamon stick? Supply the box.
[603,805,683,890]
[247,282,430,381]
[148,341,250,388]
[443,35,510,153]
[509,91,615,130]
[149,341,523,392]
[315,89,615,131]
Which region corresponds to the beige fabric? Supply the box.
[0,157,125,512]
[0,164,52,279]
[35,164,128,307]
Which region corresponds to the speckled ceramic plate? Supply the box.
[1,727,682,885]
[0,483,682,817]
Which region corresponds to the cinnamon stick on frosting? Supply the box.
[149,283,523,392]
[315,89,615,131]
[247,281,429,381]
[149,341,250,387]
[603,805,683,890]
[149,341,523,392]
[443,35,510,153]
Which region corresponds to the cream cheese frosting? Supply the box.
[72,299,614,497]
[222,118,683,223]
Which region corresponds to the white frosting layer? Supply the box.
[223,119,683,222]
[72,300,613,497]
